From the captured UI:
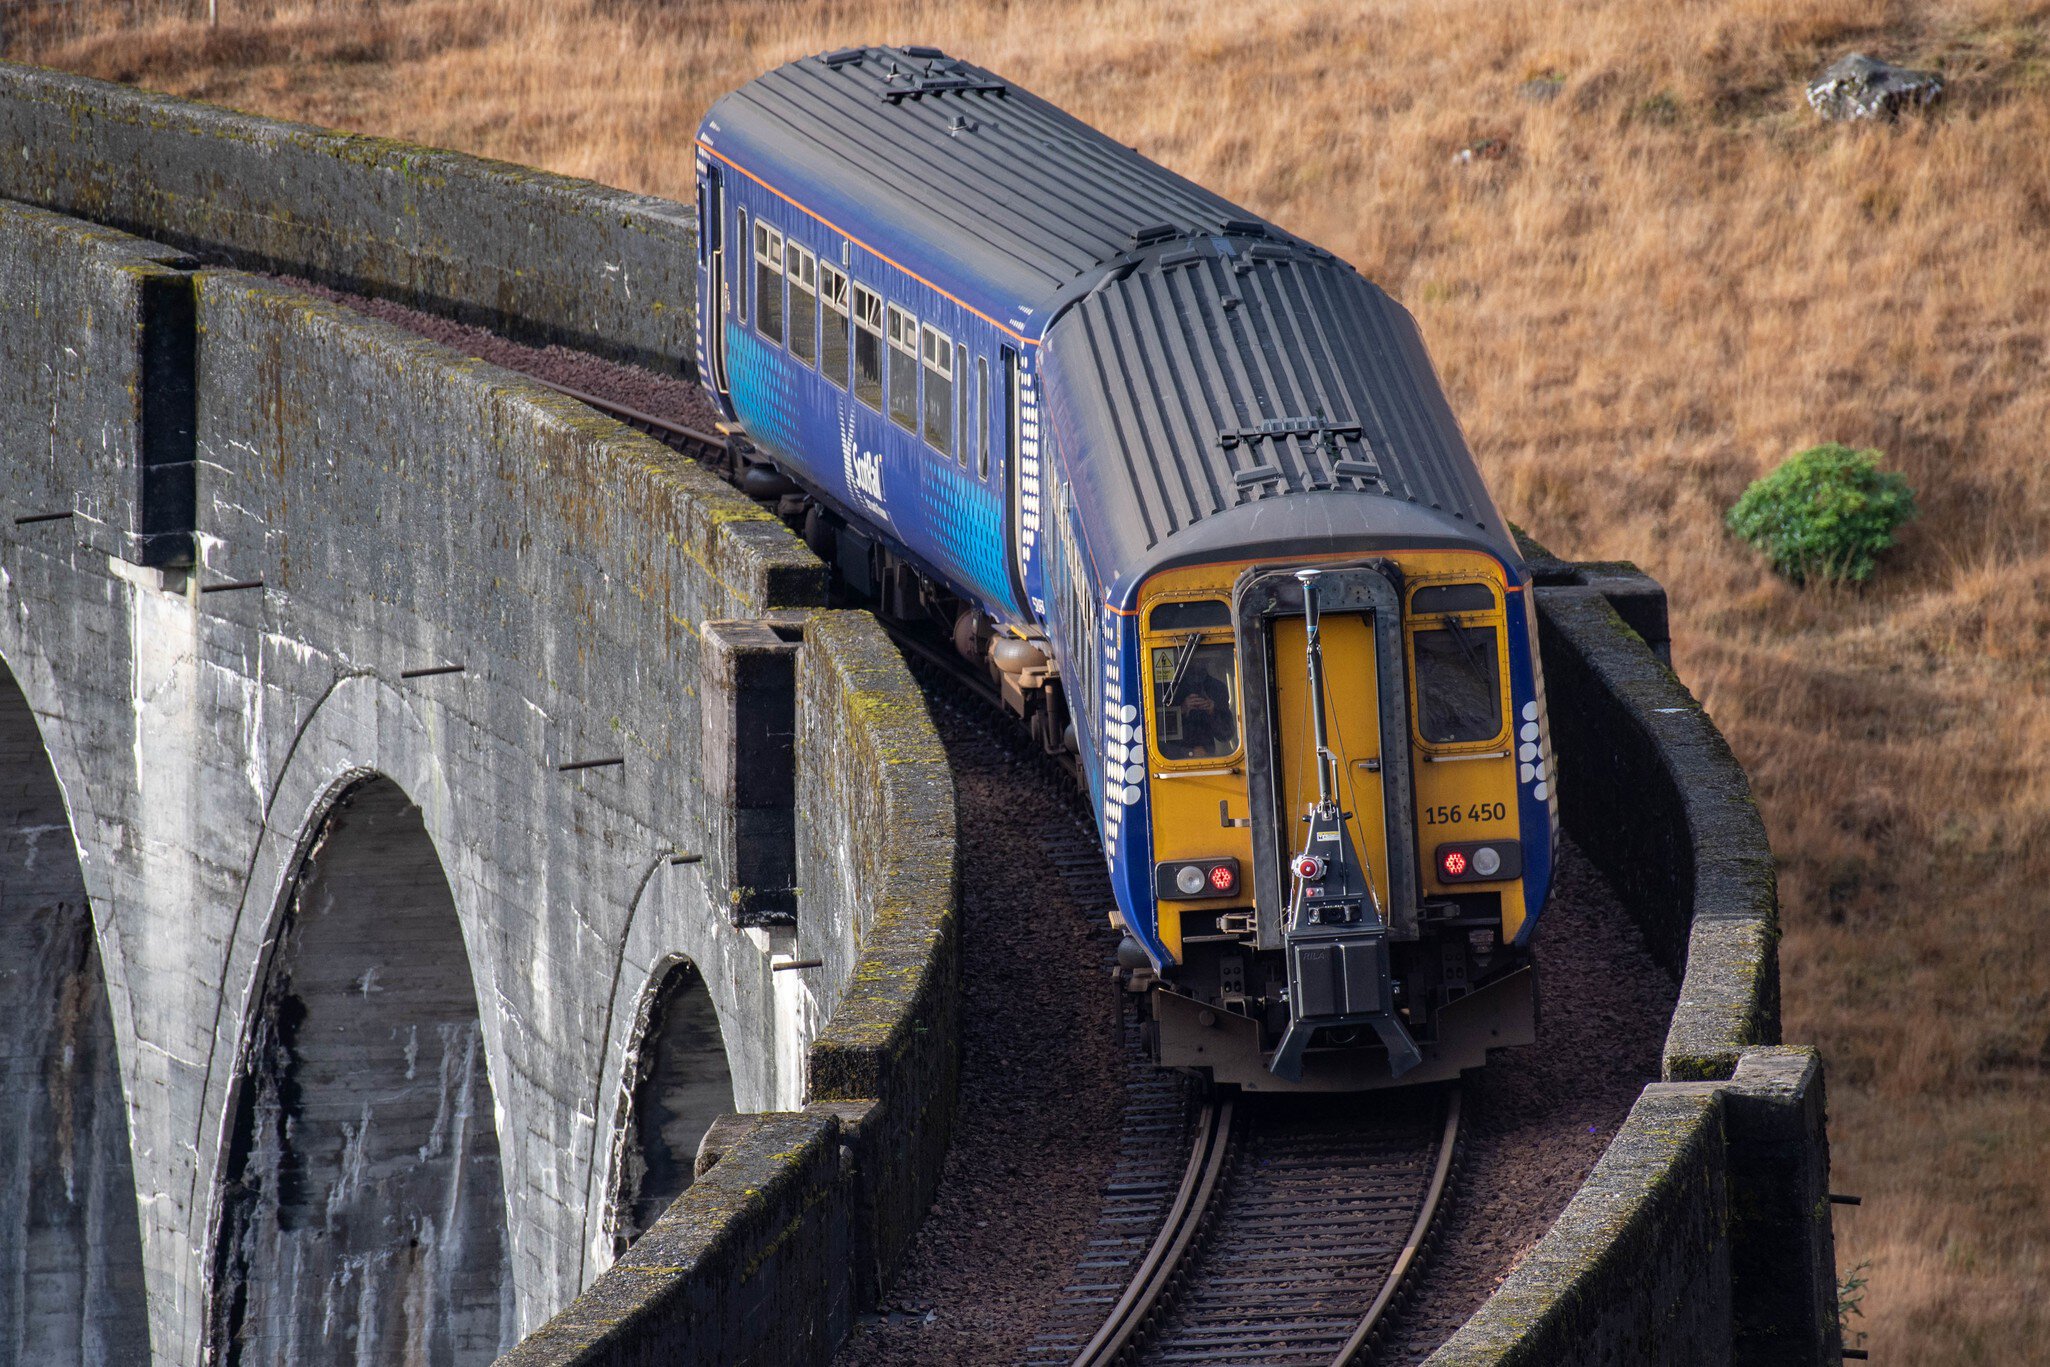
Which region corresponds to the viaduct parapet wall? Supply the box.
[0,61,1835,1367]
[0,62,697,373]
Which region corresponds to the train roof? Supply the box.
[1044,237,1516,598]
[699,46,1278,332]
[703,47,1516,594]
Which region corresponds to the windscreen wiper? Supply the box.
[1444,615,1490,681]
[1163,631,1204,706]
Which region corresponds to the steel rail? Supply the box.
[526,375,731,458]
[1331,1087,1464,1366]
[1073,1087,1461,1367]
[1071,1094,1235,1367]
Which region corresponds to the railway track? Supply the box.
[532,375,732,463]
[553,373,1464,1367]
[1066,1088,1460,1367]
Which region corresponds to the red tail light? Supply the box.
[1209,864,1236,892]
[1442,850,1469,877]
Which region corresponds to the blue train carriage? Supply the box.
[693,46,1560,1091]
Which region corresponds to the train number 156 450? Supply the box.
[1423,802,1508,825]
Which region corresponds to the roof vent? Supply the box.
[1130,223,1178,248]
[899,44,946,59]
[820,48,864,67]
[879,69,1009,102]
[1220,217,1268,238]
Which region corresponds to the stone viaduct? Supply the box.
[0,60,1838,1367]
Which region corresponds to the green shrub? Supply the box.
[1726,443,1917,585]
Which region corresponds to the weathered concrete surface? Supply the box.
[0,196,955,1365]
[0,62,697,373]
[531,611,960,1363]
[497,1112,853,1367]
[1425,543,1835,1366]
[0,198,196,565]
[211,777,513,1364]
[1531,581,1781,1080]
[0,668,150,1364]
[1429,1086,1733,1366]
[607,960,735,1252]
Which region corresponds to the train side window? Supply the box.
[922,325,954,457]
[887,304,919,433]
[853,285,883,410]
[819,263,850,389]
[753,222,784,345]
[786,242,817,367]
[1411,623,1503,744]
[734,209,748,323]
[976,356,990,480]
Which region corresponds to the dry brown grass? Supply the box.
[15,0,2050,1356]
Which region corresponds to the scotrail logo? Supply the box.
[840,408,891,525]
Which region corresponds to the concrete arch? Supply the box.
[207,773,513,1365]
[194,673,526,1357]
[604,954,736,1255]
[577,855,791,1284]
[0,659,150,1364]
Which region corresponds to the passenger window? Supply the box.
[753,222,784,345]
[887,304,919,433]
[1151,636,1240,761]
[1412,624,1502,744]
[922,325,954,456]
[819,263,850,389]
[853,285,883,410]
[786,243,817,366]
[976,356,990,479]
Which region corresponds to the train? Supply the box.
[694,46,1557,1090]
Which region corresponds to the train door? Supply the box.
[1271,612,1392,917]
[1233,564,1419,952]
[1002,345,1032,613]
[700,168,730,395]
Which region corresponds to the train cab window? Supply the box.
[734,209,748,323]
[922,325,954,457]
[1149,600,1232,631]
[819,263,850,388]
[753,222,784,345]
[1410,582,1503,745]
[787,243,817,366]
[853,285,883,409]
[1412,583,1496,615]
[1151,634,1240,762]
[976,356,991,479]
[887,304,919,433]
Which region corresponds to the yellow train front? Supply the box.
[1120,549,1555,1091]
[1031,216,1563,1093]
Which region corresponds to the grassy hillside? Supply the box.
[16,0,2050,1358]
